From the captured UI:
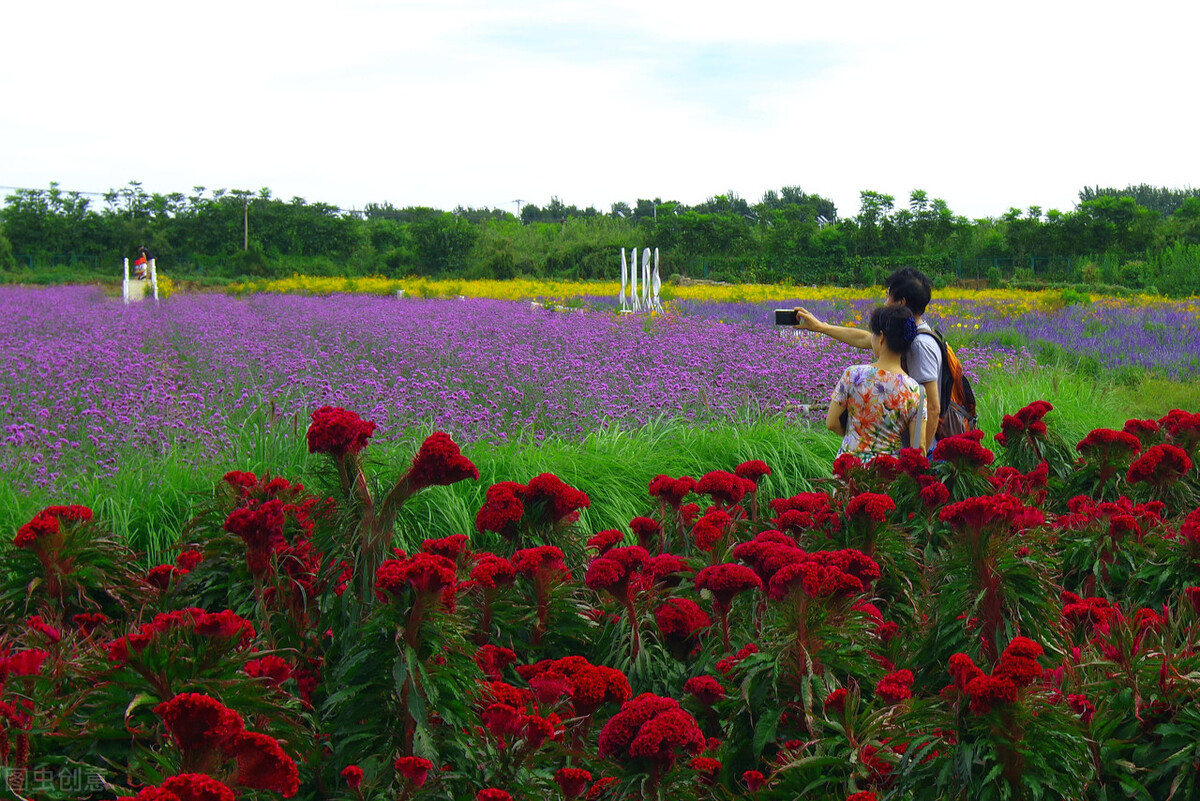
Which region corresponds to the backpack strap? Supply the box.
[906,330,953,417]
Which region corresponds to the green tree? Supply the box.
[409,211,479,275]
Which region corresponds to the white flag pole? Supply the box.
[641,248,651,309]
[150,258,159,303]
[630,247,640,312]
[123,258,130,305]
[620,248,628,311]
[652,248,662,311]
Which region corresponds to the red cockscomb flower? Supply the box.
[931,433,995,468]
[341,765,363,790]
[644,553,691,585]
[1068,693,1096,723]
[832,453,864,479]
[735,460,772,483]
[15,511,60,550]
[598,693,705,769]
[476,790,511,801]
[395,755,433,787]
[1077,428,1142,459]
[511,545,568,577]
[939,494,1028,533]
[587,529,624,555]
[155,693,245,754]
[176,548,204,571]
[629,516,661,550]
[948,652,984,691]
[743,770,767,791]
[517,656,632,718]
[554,766,592,799]
[244,655,292,687]
[222,500,286,575]
[470,553,515,589]
[2,648,49,676]
[27,615,61,644]
[695,470,746,506]
[919,478,950,509]
[1127,444,1192,485]
[375,553,458,601]
[525,473,590,523]
[475,644,518,681]
[690,756,722,782]
[649,475,697,507]
[1186,587,1200,615]
[876,669,914,704]
[684,675,725,705]
[654,598,712,641]
[13,504,91,550]
[964,674,1018,714]
[224,731,300,797]
[475,483,526,537]
[156,773,237,801]
[715,643,758,675]
[845,492,896,523]
[306,406,376,457]
[406,432,479,491]
[692,509,733,552]
[898,447,931,477]
[694,563,763,607]
[193,609,256,645]
[1123,418,1161,446]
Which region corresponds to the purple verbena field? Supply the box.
[676,297,1200,377]
[0,286,1030,492]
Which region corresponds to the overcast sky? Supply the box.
[4,0,1197,221]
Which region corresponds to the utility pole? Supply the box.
[512,199,523,220]
[243,196,249,251]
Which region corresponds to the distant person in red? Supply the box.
[133,245,151,280]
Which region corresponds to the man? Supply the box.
[794,267,942,451]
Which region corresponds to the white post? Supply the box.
[629,247,640,311]
[619,248,629,311]
[652,248,662,312]
[641,248,651,309]
[150,258,159,303]
[123,258,130,305]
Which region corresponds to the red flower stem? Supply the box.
[533,578,550,647]
[717,600,731,653]
[623,597,641,658]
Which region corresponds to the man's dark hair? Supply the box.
[884,267,932,316]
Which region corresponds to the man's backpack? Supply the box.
[906,329,978,439]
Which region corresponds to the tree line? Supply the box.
[2,181,1199,294]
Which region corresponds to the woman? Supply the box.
[826,305,926,459]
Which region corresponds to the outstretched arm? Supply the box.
[794,307,873,350]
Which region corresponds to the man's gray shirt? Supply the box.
[906,322,943,387]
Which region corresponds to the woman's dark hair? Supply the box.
[868,305,917,353]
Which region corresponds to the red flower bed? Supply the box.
[9,402,1200,800]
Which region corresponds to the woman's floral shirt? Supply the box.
[831,365,925,458]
